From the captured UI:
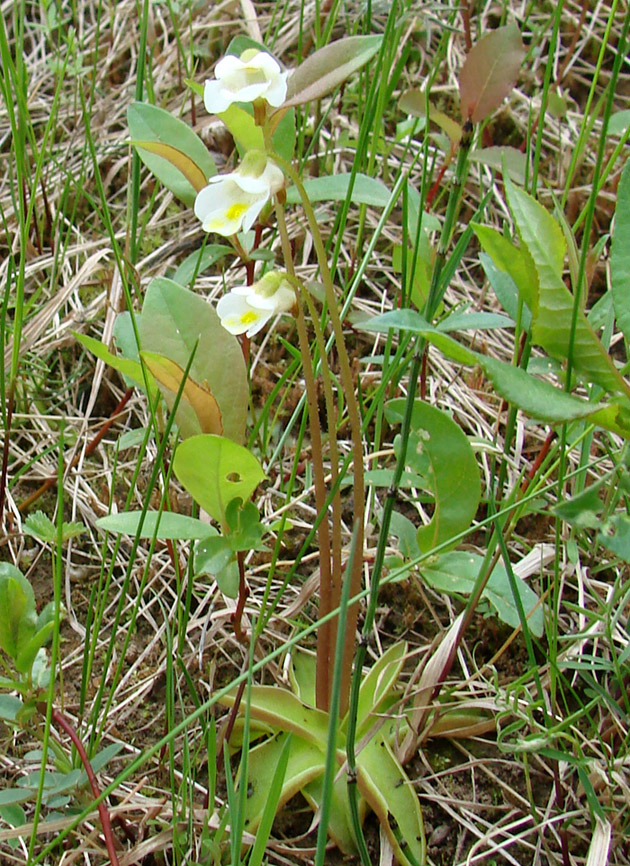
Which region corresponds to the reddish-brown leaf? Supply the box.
[458,23,525,124]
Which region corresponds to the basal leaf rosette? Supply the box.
[204,49,289,114]
[194,150,284,237]
[217,271,297,338]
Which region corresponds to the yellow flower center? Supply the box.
[226,202,249,221]
[240,311,259,325]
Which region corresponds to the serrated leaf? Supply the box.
[141,351,223,437]
[22,511,55,543]
[284,173,391,207]
[611,159,630,344]
[505,178,630,399]
[359,310,630,436]
[282,35,382,108]
[458,24,525,123]
[127,102,216,206]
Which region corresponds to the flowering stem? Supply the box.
[272,155,364,716]
[274,199,334,710]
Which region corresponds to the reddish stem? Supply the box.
[520,430,556,494]
[230,551,249,644]
[38,704,120,866]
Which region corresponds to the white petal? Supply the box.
[241,196,268,232]
[216,292,272,337]
[214,54,244,77]
[248,52,282,77]
[203,80,234,114]
[264,72,289,107]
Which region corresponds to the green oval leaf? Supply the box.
[97,511,216,540]
[173,435,266,525]
[282,35,382,108]
[386,400,481,554]
[284,173,391,207]
[127,102,216,206]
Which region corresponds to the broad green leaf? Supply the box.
[284,173,390,208]
[0,695,24,724]
[388,509,421,560]
[172,244,231,287]
[478,252,532,329]
[289,648,317,706]
[220,685,331,748]
[392,244,434,311]
[473,223,537,311]
[138,278,248,443]
[243,733,325,836]
[75,332,151,392]
[214,560,239,597]
[469,146,529,184]
[194,535,234,579]
[611,159,630,344]
[357,733,425,866]
[505,179,630,399]
[0,788,31,806]
[303,770,361,855]
[130,140,207,193]
[141,351,223,438]
[608,110,630,136]
[127,102,216,206]
[352,641,406,736]
[554,482,605,529]
[15,621,55,675]
[0,565,36,661]
[0,802,26,829]
[359,311,630,435]
[386,400,481,554]
[436,311,514,332]
[421,551,544,636]
[173,435,265,525]
[599,515,630,562]
[458,24,525,123]
[282,35,382,108]
[97,511,216,540]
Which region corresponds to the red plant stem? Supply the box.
[18,388,133,513]
[461,0,472,52]
[425,161,448,209]
[38,704,120,866]
[231,551,249,644]
[521,430,556,494]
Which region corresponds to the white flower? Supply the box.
[204,49,289,114]
[217,272,297,338]
[194,151,284,237]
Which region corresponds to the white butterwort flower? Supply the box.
[204,49,289,114]
[217,272,297,338]
[194,151,284,237]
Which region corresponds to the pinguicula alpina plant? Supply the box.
[73,20,578,865]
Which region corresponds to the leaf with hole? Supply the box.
[458,24,525,124]
[173,434,266,525]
